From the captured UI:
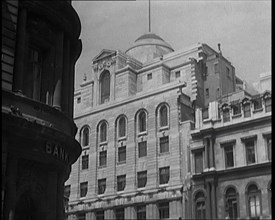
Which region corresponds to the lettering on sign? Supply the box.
[45,141,69,163]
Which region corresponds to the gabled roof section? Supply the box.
[92,49,117,64]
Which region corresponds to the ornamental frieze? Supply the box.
[92,58,116,72]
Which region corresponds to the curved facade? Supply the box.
[2,0,82,219]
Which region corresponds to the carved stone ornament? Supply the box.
[93,58,116,72]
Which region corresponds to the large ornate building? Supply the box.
[2,0,82,219]
[63,30,270,220]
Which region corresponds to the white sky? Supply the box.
[72,0,271,89]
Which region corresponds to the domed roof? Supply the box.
[125,32,174,63]
[125,32,174,53]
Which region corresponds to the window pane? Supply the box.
[99,151,107,166]
[160,106,168,127]
[246,140,255,164]
[118,146,126,163]
[244,104,251,117]
[117,175,126,191]
[100,71,110,104]
[98,179,106,194]
[137,171,147,188]
[232,103,241,115]
[82,155,89,170]
[223,109,230,122]
[82,127,89,146]
[96,211,104,220]
[80,182,88,197]
[139,112,146,132]
[116,208,124,220]
[159,167,169,184]
[195,152,203,173]
[160,136,169,153]
[138,141,147,157]
[118,117,126,137]
[265,98,271,112]
[100,123,107,142]
[224,145,234,168]
[159,202,169,219]
[136,205,146,219]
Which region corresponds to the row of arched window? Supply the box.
[80,104,170,146]
[194,182,272,219]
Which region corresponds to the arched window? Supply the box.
[100,70,110,104]
[100,122,107,142]
[195,192,206,219]
[82,127,89,146]
[160,105,168,127]
[139,111,146,133]
[247,184,261,219]
[118,117,126,138]
[225,187,239,219]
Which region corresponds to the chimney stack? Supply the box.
[218,43,222,55]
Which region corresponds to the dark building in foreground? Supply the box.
[2,0,82,219]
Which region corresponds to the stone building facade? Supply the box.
[65,33,246,220]
[188,90,272,219]
[2,0,82,219]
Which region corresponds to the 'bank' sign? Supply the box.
[45,141,69,163]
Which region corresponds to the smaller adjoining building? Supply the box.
[187,89,272,219]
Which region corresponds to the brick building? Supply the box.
[64,32,249,219]
[2,0,82,219]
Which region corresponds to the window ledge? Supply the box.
[232,113,242,118]
[159,126,169,131]
[253,108,263,113]
[138,131,148,137]
[99,141,108,146]
[159,152,170,156]
[98,165,107,169]
[117,161,126,165]
[159,183,169,187]
[118,136,127,141]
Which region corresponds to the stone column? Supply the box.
[204,141,209,170]
[209,137,214,169]
[125,206,136,219]
[205,183,211,219]
[3,156,17,220]
[13,7,27,94]
[105,209,115,220]
[147,203,159,219]
[210,182,217,219]
[86,211,95,220]
[53,31,64,110]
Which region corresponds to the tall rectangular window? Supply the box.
[223,109,230,122]
[137,171,147,188]
[226,67,230,77]
[265,98,271,112]
[224,145,234,168]
[80,182,88,197]
[232,103,241,115]
[245,140,256,164]
[138,141,147,157]
[99,151,107,167]
[117,175,126,191]
[98,179,106,195]
[82,155,89,170]
[214,63,219,73]
[136,205,146,219]
[147,73,152,80]
[243,104,251,118]
[253,98,262,110]
[159,202,169,219]
[77,213,86,220]
[194,151,203,173]
[175,71,180,78]
[160,136,169,153]
[115,208,124,220]
[96,211,104,220]
[266,136,272,161]
[159,167,170,185]
[118,146,126,163]
[64,185,71,199]
[205,88,209,99]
